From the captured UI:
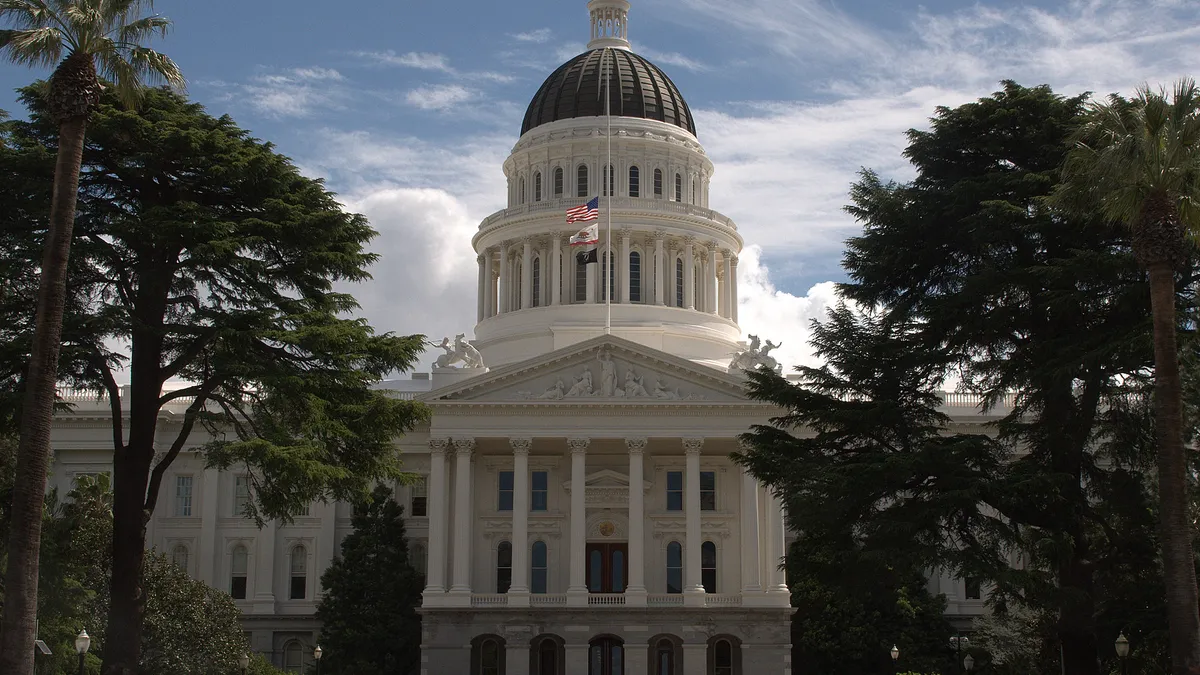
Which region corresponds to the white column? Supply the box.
[449,438,475,599]
[586,254,596,304]
[521,237,533,310]
[722,249,734,320]
[626,437,647,604]
[567,437,589,603]
[563,242,573,303]
[683,237,696,310]
[198,467,219,585]
[768,489,790,598]
[476,254,486,323]
[252,519,277,614]
[724,253,734,324]
[706,243,719,315]
[424,439,450,598]
[654,233,665,305]
[550,232,562,305]
[497,242,509,314]
[699,249,710,312]
[483,250,495,319]
[509,438,531,604]
[740,468,762,593]
[683,438,705,604]
[620,228,632,303]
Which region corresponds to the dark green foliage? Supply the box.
[736,82,1178,675]
[317,485,423,675]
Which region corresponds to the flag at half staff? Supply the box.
[568,222,599,246]
[566,196,599,224]
[576,247,599,265]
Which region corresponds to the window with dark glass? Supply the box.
[965,576,981,600]
[532,257,541,307]
[554,167,564,197]
[532,541,548,593]
[700,471,716,510]
[701,541,717,593]
[603,164,614,196]
[675,258,684,307]
[674,173,682,202]
[575,256,587,302]
[666,541,683,593]
[498,471,514,511]
[577,164,589,198]
[230,545,248,599]
[289,545,307,599]
[666,471,683,511]
[629,165,640,197]
[654,168,663,197]
[589,637,623,675]
[602,251,614,301]
[534,171,542,201]
[654,639,674,675]
[410,476,428,517]
[629,251,641,303]
[520,177,526,204]
[479,638,503,675]
[497,541,512,593]
[532,471,548,511]
[714,639,734,675]
[535,637,559,675]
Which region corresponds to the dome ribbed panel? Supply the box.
[520,49,696,137]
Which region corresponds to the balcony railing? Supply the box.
[452,592,747,608]
[646,594,684,607]
[530,594,568,607]
[478,196,739,233]
[470,594,510,608]
[587,593,626,606]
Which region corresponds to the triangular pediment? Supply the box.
[422,335,754,404]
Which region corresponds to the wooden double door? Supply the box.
[586,542,627,593]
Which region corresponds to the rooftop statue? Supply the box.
[430,334,485,369]
[728,334,782,375]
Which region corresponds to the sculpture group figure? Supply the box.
[728,334,782,374]
[431,334,486,369]
[527,348,694,400]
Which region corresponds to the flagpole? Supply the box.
[604,47,612,335]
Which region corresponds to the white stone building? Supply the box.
[47,1,998,673]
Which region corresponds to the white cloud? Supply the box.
[404,84,477,111]
[226,67,348,118]
[638,48,709,72]
[736,246,841,371]
[355,50,454,72]
[512,28,553,43]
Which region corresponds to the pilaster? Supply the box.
[683,437,706,605]
[654,231,666,305]
[423,439,450,602]
[509,437,532,605]
[683,236,696,310]
[706,241,719,315]
[447,438,475,604]
[626,437,648,605]
[521,237,533,310]
[567,437,590,604]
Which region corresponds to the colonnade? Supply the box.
[421,436,789,608]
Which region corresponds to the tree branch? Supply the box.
[94,353,125,453]
[160,329,218,382]
[144,387,212,513]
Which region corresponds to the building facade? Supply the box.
[46,2,998,673]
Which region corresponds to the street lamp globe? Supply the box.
[890,645,900,661]
[238,654,250,669]
[314,645,323,661]
[963,654,975,671]
[75,630,91,655]
[1115,632,1130,659]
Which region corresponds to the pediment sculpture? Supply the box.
[429,333,485,369]
[516,348,706,401]
[728,334,782,374]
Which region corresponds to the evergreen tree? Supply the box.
[317,485,423,675]
[736,82,1178,675]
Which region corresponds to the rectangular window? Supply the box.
[411,476,428,517]
[295,503,310,517]
[290,576,305,599]
[654,168,663,197]
[498,471,514,511]
[231,576,247,599]
[575,256,587,303]
[531,541,548,594]
[531,471,548,511]
[629,166,640,197]
[965,577,981,600]
[233,476,250,516]
[674,173,682,202]
[700,471,716,511]
[174,475,193,517]
[577,164,589,198]
[629,252,642,303]
[554,168,564,197]
[666,471,683,511]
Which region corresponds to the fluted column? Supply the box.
[424,439,450,600]
[449,438,475,599]
[699,249,710,313]
[626,437,648,605]
[509,438,531,604]
[497,241,510,314]
[550,232,563,305]
[706,242,719,315]
[722,249,734,320]
[620,228,632,303]
[484,250,495,319]
[654,232,666,305]
[521,237,533,310]
[567,437,589,603]
[683,438,705,604]
[740,466,762,593]
[730,254,740,324]
[768,489,790,598]
[683,237,696,310]
[476,254,486,323]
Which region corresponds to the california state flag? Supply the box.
[569,223,599,246]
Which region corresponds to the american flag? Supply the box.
[565,196,599,223]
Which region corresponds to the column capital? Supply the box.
[699,248,710,262]
[522,235,535,245]
[721,247,732,258]
[682,235,696,246]
[730,254,739,266]
[510,437,532,455]
[567,437,590,454]
[477,254,485,265]
[619,226,634,239]
[453,438,476,455]
[499,239,511,249]
[549,230,564,240]
[625,437,648,453]
[429,438,450,455]
[653,229,667,242]
[682,437,704,454]
[705,240,718,253]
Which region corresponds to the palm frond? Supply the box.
[113,14,168,44]
[0,26,62,67]
[0,0,57,29]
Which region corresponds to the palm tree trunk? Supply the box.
[0,114,87,675]
[1146,261,1200,675]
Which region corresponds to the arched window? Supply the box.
[171,544,189,572]
[653,638,677,675]
[701,541,717,593]
[710,637,739,675]
[532,541,548,594]
[577,164,589,198]
[554,167,564,197]
[602,251,615,301]
[289,544,307,599]
[474,636,506,675]
[283,640,304,672]
[603,164,614,196]
[532,635,563,675]
[629,165,640,197]
[589,637,624,675]
[654,168,663,197]
[230,544,248,599]
[675,258,684,308]
[575,256,587,303]
[497,541,513,593]
[532,257,541,307]
[534,171,542,201]
[629,251,642,303]
[666,542,683,594]
[692,180,697,204]
[411,541,428,582]
[520,177,526,205]
[674,173,682,202]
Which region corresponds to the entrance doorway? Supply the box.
[586,543,627,593]
[588,637,624,675]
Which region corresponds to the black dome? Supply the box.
[521,48,696,137]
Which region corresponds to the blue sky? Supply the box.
[2,0,1199,370]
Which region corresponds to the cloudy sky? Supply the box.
[2,0,1198,373]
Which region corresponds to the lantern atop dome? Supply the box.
[587,0,632,50]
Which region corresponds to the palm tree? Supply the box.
[0,3,182,674]
[1057,79,1200,675]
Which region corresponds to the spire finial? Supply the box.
[587,0,632,50]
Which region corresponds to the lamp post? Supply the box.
[963,654,975,671]
[1115,632,1129,675]
[890,645,899,673]
[314,644,323,675]
[238,653,250,675]
[74,629,90,675]
[950,635,970,673]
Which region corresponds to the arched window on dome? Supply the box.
[666,541,683,593]
[653,168,663,198]
[532,257,541,307]
[577,164,589,198]
[520,176,526,205]
[629,165,640,197]
[692,179,697,204]
[554,167,564,198]
[629,251,642,303]
[675,258,684,308]
[574,256,587,303]
[674,173,682,202]
[497,541,513,593]
[534,171,542,202]
[603,164,614,197]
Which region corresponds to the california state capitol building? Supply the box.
[46,2,1001,673]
